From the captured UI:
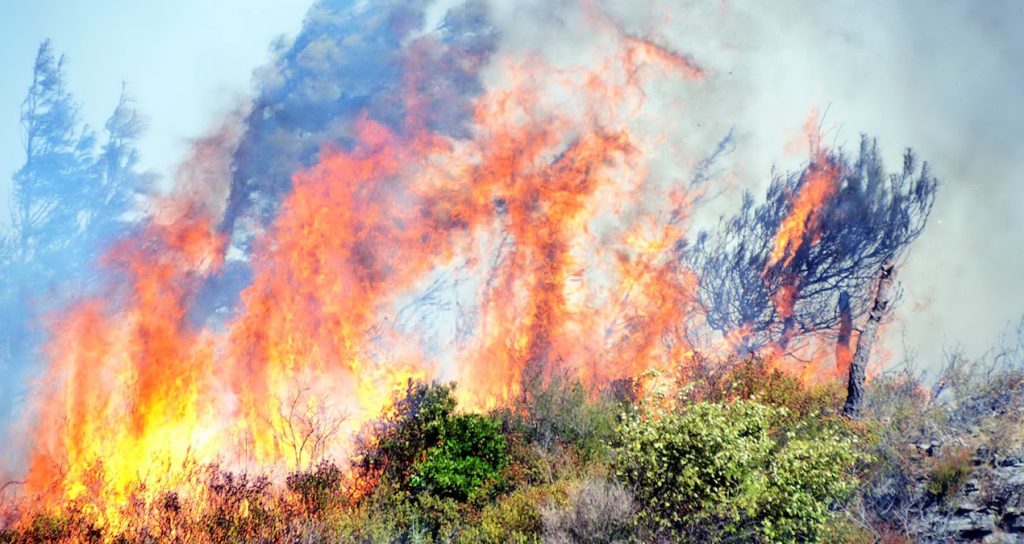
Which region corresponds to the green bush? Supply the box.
[411,413,507,502]
[355,381,459,493]
[613,400,860,543]
[498,372,619,461]
[356,381,507,506]
[456,482,568,544]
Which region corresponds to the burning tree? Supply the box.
[0,1,955,532]
[691,137,937,365]
[221,0,496,252]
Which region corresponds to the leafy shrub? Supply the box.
[680,354,845,418]
[541,477,634,544]
[613,400,860,543]
[461,483,568,543]
[355,381,458,494]
[411,413,507,502]
[356,381,507,506]
[498,372,619,461]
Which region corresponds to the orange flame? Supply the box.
[26,206,224,526]
[766,157,840,270]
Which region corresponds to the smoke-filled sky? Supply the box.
[1,0,1022,373]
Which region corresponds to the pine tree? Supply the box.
[11,40,95,274]
[87,84,149,245]
[691,138,936,355]
[1,42,150,421]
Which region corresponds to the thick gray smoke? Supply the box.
[221,0,497,252]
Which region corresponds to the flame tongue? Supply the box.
[766,155,841,271]
[27,210,224,523]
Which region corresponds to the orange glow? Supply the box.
[758,112,843,366]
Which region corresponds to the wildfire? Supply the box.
[25,207,225,525]
[11,2,872,533]
[12,23,717,527]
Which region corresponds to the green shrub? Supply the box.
[356,381,508,507]
[411,413,507,502]
[328,484,419,543]
[613,400,860,543]
[355,381,459,493]
[457,483,568,544]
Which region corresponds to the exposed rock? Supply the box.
[948,510,997,539]
[909,451,1024,542]
[999,454,1024,468]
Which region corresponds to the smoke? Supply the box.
[506,0,1024,370]
[221,0,497,252]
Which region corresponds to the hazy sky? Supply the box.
[1,0,1022,372]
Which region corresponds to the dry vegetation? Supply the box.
[2,346,1020,543]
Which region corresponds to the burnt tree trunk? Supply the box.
[843,261,896,419]
[835,291,853,376]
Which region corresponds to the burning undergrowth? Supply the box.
[0,0,942,538]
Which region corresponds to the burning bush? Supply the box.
[285,460,347,517]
